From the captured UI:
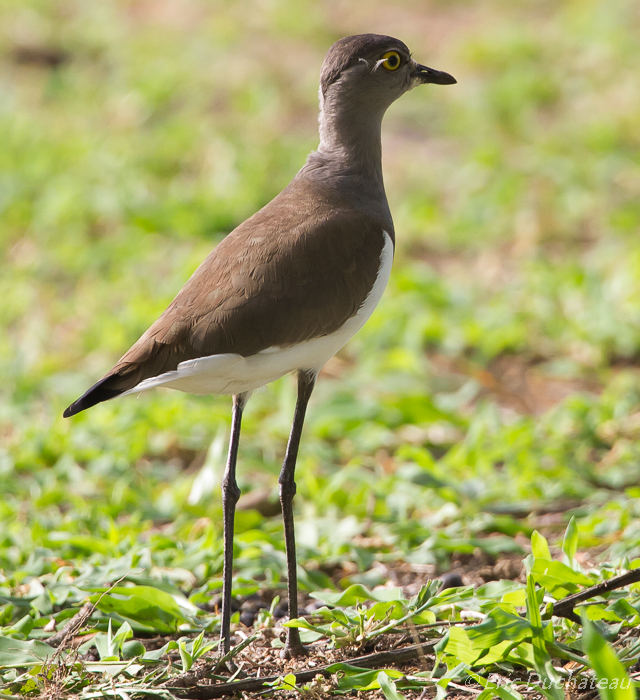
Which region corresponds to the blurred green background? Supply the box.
[2,0,640,590]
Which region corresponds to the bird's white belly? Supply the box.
[123,232,394,397]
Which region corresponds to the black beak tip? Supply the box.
[439,73,457,86]
[416,64,457,86]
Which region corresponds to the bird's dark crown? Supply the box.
[320,34,411,95]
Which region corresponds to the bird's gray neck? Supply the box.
[298,87,392,229]
[314,87,386,185]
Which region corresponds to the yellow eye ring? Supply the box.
[381,51,401,71]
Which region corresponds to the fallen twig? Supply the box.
[47,572,136,653]
[552,569,640,622]
[166,639,438,698]
[47,602,96,651]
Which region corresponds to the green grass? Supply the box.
[2,0,640,696]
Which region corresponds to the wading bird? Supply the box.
[64,34,456,657]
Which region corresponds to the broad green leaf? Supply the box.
[444,607,533,665]
[110,620,133,654]
[7,614,37,638]
[178,640,192,672]
[90,586,186,633]
[191,630,205,656]
[121,640,146,659]
[526,576,562,700]
[474,536,524,557]
[444,626,479,665]
[530,559,592,595]
[311,585,404,606]
[502,589,527,607]
[188,631,216,660]
[431,586,475,602]
[94,619,134,661]
[139,640,178,661]
[494,686,525,700]
[44,533,114,556]
[83,661,139,675]
[434,661,470,699]
[585,605,622,623]
[283,618,331,635]
[299,628,325,643]
[368,597,438,641]
[368,600,404,621]
[609,599,638,621]
[467,607,534,648]
[531,531,552,561]
[477,580,525,598]
[330,608,356,627]
[282,673,297,689]
[562,517,578,567]
[0,637,56,668]
[378,671,407,700]
[412,609,437,625]
[328,664,403,692]
[477,639,517,666]
[30,590,54,615]
[506,642,536,667]
[94,631,113,661]
[467,669,525,700]
[582,614,634,700]
[264,673,297,690]
[413,581,441,608]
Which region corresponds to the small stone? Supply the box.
[438,572,464,590]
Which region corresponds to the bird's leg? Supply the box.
[279,369,317,659]
[220,392,248,654]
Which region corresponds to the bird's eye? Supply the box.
[381,51,401,71]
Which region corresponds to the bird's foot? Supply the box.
[213,657,238,675]
[280,630,309,659]
[280,641,309,659]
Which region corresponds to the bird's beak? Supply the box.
[413,63,457,85]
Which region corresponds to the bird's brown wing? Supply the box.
[64,191,389,416]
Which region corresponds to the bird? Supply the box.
[63,33,456,658]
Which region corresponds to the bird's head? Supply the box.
[319,34,456,114]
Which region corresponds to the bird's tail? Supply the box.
[63,362,146,417]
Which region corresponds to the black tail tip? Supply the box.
[63,396,91,418]
[63,376,125,418]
